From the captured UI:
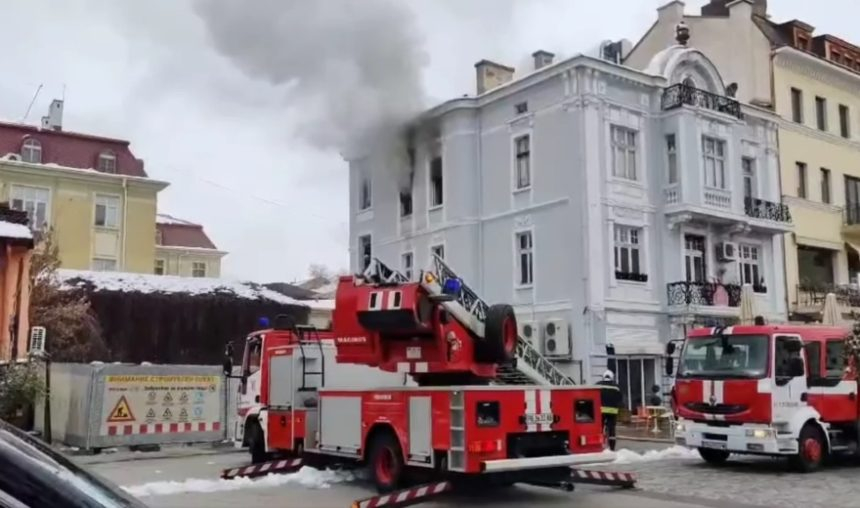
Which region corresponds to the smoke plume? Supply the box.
[193,0,429,181]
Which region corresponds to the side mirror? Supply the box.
[665,357,675,377]
[666,342,677,356]
[222,342,234,376]
[788,357,805,377]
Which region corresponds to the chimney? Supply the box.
[532,50,555,70]
[657,1,685,22]
[40,99,63,131]
[475,60,515,95]
[702,0,766,17]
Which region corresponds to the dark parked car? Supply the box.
[0,419,148,507]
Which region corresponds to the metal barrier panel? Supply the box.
[87,364,225,449]
[33,363,98,448]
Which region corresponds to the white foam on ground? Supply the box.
[123,466,353,497]
[613,445,700,464]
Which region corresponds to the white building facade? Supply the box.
[348,39,791,408]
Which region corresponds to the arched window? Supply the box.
[97,150,117,173]
[21,138,42,164]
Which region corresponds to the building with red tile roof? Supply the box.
[155,214,227,278]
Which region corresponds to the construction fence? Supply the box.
[34,362,232,451]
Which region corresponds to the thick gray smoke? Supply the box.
[193,0,428,184]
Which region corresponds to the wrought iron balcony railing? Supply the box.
[744,197,792,224]
[667,281,742,307]
[796,283,860,308]
[661,84,743,120]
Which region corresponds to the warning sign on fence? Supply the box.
[99,372,222,436]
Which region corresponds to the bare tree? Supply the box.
[307,263,332,280]
[29,228,107,362]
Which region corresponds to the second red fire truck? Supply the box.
[225,256,617,494]
[668,323,860,472]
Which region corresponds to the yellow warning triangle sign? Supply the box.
[107,395,136,423]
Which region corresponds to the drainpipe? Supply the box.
[122,178,129,270]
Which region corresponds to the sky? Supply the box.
[0,0,854,283]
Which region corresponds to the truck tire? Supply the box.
[368,431,405,493]
[791,424,825,473]
[698,448,730,465]
[477,304,517,363]
[247,421,270,464]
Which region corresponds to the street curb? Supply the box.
[618,435,675,444]
[72,446,245,465]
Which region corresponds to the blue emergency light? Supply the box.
[442,278,462,296]
[258,317,271,329]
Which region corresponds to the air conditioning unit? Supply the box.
[542,319,571,358]
[518,320,540,347]
[29,326,46,355]
[716,242,738,262]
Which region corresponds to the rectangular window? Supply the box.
[430,155,443,207]
[702,137,726,189]
[431,244,445,261]
[399,190,413,217]
[742,157,755,200]
[358,234,372,272]
[94,194,120,228]
[845,175,860,225]
[791,88,803,123]
[815,96,827,131]
[840,104,851,138]
[401,252,413,280]
[610,126,637,181]
[359,174,372,211]
[92,258,117,272]
[154,259,165,275]
[684,234,706,283]
[739,244,762,290]
[825,340,846,379]
[192,262,207,278]
[666,134,678,184]
[797,162,808,198]
[614,225,645,281]
[98,152,117,174]
[820,168,831,204]
[515,102,528,115]
[515,231,534,286]
[9,185,49,230]
[514,134,531,190]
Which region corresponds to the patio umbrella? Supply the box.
[739,284,758,325]
[822,292,842,325]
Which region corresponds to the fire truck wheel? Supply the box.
[792,424,826,473]
[698,447,730,465]
[368,432,405,493]
[247,421,270,464]
[479,304,517,363]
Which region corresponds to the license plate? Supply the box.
[702,440,727,450]
[524,413,554,425]
[406,347,422,359]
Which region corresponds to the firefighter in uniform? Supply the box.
[596,370,621,451]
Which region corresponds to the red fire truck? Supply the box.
[225,257,618,495]
[667,324,858,472]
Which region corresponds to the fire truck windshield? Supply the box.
[678,334,769,379]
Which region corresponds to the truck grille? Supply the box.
[506,431,568,459]
[685,402,747,415]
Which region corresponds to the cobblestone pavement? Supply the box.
[600,450,860,508]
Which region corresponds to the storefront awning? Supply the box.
[795,235,843,251]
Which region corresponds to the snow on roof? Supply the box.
[156,213,197,226]
[0,220,32,240]
[55,269,335,309]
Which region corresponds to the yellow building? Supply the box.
[625,0,860,318]
[0,100,168,273]
[155,214,226,278]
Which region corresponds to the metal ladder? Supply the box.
[295,325,325,390]
[426,255,574,387]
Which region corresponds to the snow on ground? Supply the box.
[0,220,32,240]
[55,269,334,309]
[613,446,700,464]
[123,466,354,498]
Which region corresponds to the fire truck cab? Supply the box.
[668,324,857,472]
[227,258,615,492]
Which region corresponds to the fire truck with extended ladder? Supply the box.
[221,256,635,505]
[667,323,860,472]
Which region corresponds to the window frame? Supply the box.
[430,243,445,262]
[20,138,42,164]
[815,96,828,131]
[358,173,372,211]
[9,184,50,230]
[399,189,413,218]
[797,162,808,198]
[154,259,166,276]
[820,168,832,204]
[702,136,727,189]
[191,261,207,278]
[513,134,532,191]
[610,125,638,181]
[666,134,678,185]
[401,251,414,280]
[742,157,756,200]
[514,229,534,288]
[614,225,646,283]
[429,154,444,208]
[790,87,804,123]
[358,234,372,272]
[839,104,851,138]
[97,150,117,174]
[91,258,117,272]
[738,243,764,291]
[93,194,121,229]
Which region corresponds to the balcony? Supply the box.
[844,203,860,234]
[667,281,742,308]
[745,198,792,224]
[661,83,743,120]
[796,283,860,311]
